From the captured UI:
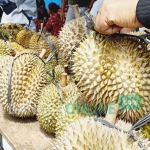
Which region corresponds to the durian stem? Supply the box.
[39,49,47,59]
[64,64,69,75]
[24,26,28,31]
[60,73,67,87]
[104,104,119,124]
[72,4,81,19]
[9,36,13,42]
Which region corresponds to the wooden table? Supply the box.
[0,105,55,150]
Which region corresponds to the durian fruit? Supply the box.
[141,122,150,139]
[0,22,23,40]
[37,35,59,59]
[52,116,150,150]
[58,17,85,63]
[72,32,150,123]
[37,74,82,136]
[0,39,13,56]
[0,53,47,117]
[0,55,13,76]
[45,63,64,82]
[128,30,150,50]
[16,26,32,48]
[9,36,25,54]
[29,34,40,50]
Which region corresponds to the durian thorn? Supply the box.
[39,49,47,59]
[104,104,119,125]
[60,73,67,87]
[9,36,13,42]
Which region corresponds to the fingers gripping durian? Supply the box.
[37,73,82,136]
[52,105,150,150]
[72,32,150,123]
[0,52,47,118]
[58,17,85,63]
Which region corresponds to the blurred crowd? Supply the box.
[0,0,140,36]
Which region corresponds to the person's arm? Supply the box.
[94,0,143,34]
[60,0,67,21]
[86,0,95,13]
[88,0,95,9]
[136,0,150,29]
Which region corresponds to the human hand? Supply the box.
[94,0,143,34]
[86,7,91,13]
[60,11,65,22]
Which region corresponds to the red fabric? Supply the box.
[44,12,63,36]
[34,19,43,32]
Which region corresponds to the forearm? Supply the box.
[89,0,95,9]
[136,0,150,28]
[62,0,67,11]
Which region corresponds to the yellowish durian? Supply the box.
[141,122,150,139]
[0,39,13,56]
[37,35,59,59]
[52,116,150,150]
[0,53,47,117]
[16,26,32,48]
[29,34,40,50]
[37,75,81,136]
[58,17,85,63]
[72,32,150,123]
[0,22,23,40]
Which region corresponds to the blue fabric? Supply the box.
[65,6,87,23]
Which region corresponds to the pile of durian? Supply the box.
[0,18,150,150]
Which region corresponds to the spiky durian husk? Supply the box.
[0,23,23,40]
[0,55,13,77]
[141,122,150,139]
[10,42,25,52]
[52,116,150,150]
[29,34,40,50]
[16,27,32,48]
[72,32,150,123]
[0,53,47,117]
[37,82,81,136]
[58,17,85,63]
[0,39,13,55]
[45,63,64,82]
[128,30,150,50]
[37,35,59,59]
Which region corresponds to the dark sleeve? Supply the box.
[0,0,17,15]
[136,0,150,29]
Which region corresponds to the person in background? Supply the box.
[94,0,148,34]
[1,0,37,30]
[44,2,63,36]
[61,0,95,22]
[35,0,49,31]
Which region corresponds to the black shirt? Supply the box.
[136,0,150,29]
[75,0,91,7]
